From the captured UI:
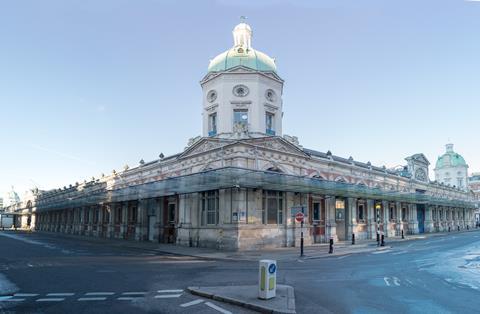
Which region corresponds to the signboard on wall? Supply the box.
[291,206,308,217]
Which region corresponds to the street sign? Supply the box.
[295,212,304,223]
[291,206,308,217]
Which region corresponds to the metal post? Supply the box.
[376,231,380,246]
[381,234,385,247]
[329,238,334,254]
[300,220,304,257]
[458,225,460,232]
[352,233,355,245]
[448,226,451,232]
[401,229,404,239]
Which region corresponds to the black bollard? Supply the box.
[448,226,451,232]
[329,238,334,254]
[376,232,380,246]
[467,225,469,230]
[352,233,355,245]
[401,229,405,239]
[458,225,460,232]
[381,234,385,247]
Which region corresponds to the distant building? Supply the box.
[469,173,480,196]
[3,187,20,208]
[0,197,3,209]
[434,144,469,190]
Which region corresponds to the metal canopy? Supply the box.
[36,167,475,212]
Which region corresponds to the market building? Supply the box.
[12,22,477,250]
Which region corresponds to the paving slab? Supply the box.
[188,284,295,314]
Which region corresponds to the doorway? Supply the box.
[312,199,326,243]
[163,200,177,244]
[148,215,156,242]
[417,204,425,233]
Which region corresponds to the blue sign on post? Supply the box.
[291,206,308,217]
[268,263,276,274]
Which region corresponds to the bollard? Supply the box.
[467,225,469,230]
[381,234,385,247]
[376,232,380,246]
[352,233,355,245]
[259,260,276,300]
[401,229,404,239]
[458,225,460,232]
[448,226,451,232]
[329,238,334,254]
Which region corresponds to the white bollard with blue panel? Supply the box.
[258,259,276,300]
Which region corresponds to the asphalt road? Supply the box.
[0,230,479,314]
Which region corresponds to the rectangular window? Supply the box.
[208,113,217,136]
[265,112,275,135]
[128,206,137,224]
[402,207,407,221]
[389,205,395,221]
[233,109,248,129]
[313,202,320,221]
[262,190,284,225]
[168,203,176,224]
[357,204,365,221]
[201,191,219,225]
[115,207,122,224]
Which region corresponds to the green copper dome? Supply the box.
[208,47,276,73]
[435,144,468,169]
[207,22,277,73]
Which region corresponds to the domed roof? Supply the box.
[207,22,277,73]
[435,144,468,169]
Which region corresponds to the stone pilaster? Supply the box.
[367,199,376,240]
[326,196,337,242]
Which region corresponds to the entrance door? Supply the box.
[148,216,156,242]
[163,202,176,244]
[312,200,326,243]
[335,199,346,241]
[417,205,425,233]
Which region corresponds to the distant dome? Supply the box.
[3,186,20,207]
[207,22,277,73]
[435,144,468,169]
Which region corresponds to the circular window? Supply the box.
[237,47,244,53]
[233,85,249,97]
[207,90,217,103]
[265,89,276,102]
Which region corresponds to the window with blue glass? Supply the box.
[233,109,248,130]
[208,113,217,136]
[265,112,275,135]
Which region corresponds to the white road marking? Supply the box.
[78,297,107,301]
[117,297,143,301]
[337,255,350,260]
[14,293,39,297]
[85,292,115,296]
[392,251,407,255]
[157,289,183,293]
[180,299,204,307]
[47,293,75,296]
[36,298,65,302]
[372,250,392,254]
[205,301,232,314]
[0,296,12,301]
[154,294,182,299]
[122,292,147,295]
[393,277,401,286]
[384,277,391,286]
[2,298,25,302]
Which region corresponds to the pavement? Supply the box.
[32,228,479,262]
[1,229,480,313]
[188,285,295,314]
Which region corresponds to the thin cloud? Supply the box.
[28,144,97,166]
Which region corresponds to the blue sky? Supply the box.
[1,0,479,197]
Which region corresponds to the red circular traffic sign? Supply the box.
[295,212,304,223]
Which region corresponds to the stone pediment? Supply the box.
[179,138,232,159]
[179,136,308,160]
[406,153,430,166]
[240,137,308,157]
